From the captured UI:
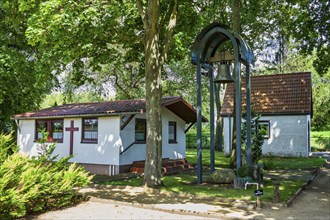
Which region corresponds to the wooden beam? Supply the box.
[208,51,240,63]
[185,122,195,133]
[120,114,135,130]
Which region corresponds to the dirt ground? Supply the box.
[34,162,330,220]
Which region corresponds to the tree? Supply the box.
[0,1,53,133]
[136,0,178,187]
[19,0,181,187]
[312,72,330,131]
[229,0,241,168]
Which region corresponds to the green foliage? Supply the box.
[312,72,330,131]
[241,113,264,164]
[35,129,59,162]
[235,165,249,178]
[0,133,92,218]
[0,1,54,133]
[311,131,330,151]
[263,153,276,170]
[0,132,18,163]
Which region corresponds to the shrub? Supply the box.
[0,133,92,218]
[264,152,276,170]
[0,132,18,163]
[241,113,264,164]
[235,165,249,177]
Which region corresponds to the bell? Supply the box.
[214,63,234,83]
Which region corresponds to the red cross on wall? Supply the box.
[65,120,79,155]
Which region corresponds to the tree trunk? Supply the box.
[230,0,241,167]
[143,0,162,188]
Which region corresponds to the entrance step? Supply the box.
[130,158,195,175]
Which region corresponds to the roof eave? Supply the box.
[220,112,312,117]
[12,111,142,120]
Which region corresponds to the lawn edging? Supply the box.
[262,161,326,208]
[284,166,320,207]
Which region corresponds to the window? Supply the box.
[168,121,177,143]
[82,118,98,143]
[135,118,146,143]
[35,119,63,142]
[258,121,270,139]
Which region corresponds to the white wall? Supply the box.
[17,109,187,167]
[119,108,187,165]
[223,115,310,157]
[17,116,121,165]
[119,113,147,165]
[161,108,186,160]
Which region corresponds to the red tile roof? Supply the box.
[13,96,207,123]
[221,72,312,115]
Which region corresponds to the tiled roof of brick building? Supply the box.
[221,72,312,115]
[13,96,207,123]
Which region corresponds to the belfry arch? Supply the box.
[191,23,254,184]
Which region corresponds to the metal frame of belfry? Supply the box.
[191,23,254,184]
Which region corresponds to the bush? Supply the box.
[0,132,18,163]
[0,133,92,218]
[241,113,263,164]
[235,165,249,177]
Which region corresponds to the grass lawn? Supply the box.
[311,130,330,152]
[100,149,326,203]
[185,148,230,168]
[260,156,325,170]
[100,173,305,202]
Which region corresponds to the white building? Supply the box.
[13,96,206,175]
[221,72,312,157]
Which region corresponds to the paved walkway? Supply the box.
[254,161,330,220]
[34,161,330,220]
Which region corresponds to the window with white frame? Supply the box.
[82,118,98,143]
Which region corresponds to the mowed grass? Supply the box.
[185,148,230,168]
[101,149,326,203]
[101,172,304,202]
[311,131,330,137]
[260,156,325,170]
[311,130,330,152]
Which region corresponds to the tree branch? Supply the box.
[136,0,147,31]
[161,0,178,65]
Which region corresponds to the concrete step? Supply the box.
[130,158,193,175]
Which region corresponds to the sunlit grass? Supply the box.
[260,156,325,170]
[311,130,330,151]
[99,149,325,203]
[100,173,305,202]
[185,148,230,168]
[161,173,304,202]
